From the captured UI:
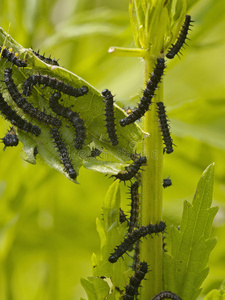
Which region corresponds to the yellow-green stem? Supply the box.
[140,57,164,300]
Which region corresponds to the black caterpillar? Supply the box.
[32,49,59,66]
[90,147,101,158]
[50,128,77,180]
[0,92,41,136]
[1,127,19,150]
[0,46,27,68]
[128,181,140,233]
[108,221,166,263]
[163,177,172,188]
[150,291,182,300]
[166,15,193,59]
[49,92,86,149]
[112,156,147,182]
[22,73,89,98]
[119,58,165,127]
[156,102,174,154]
[120,208,129,224]
[132,241,140,271]
[4,68,62,128]
[123,261,148,300]
[102,89,118,146]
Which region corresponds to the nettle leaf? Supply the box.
[186,0,201,11]
[204,281,225,300]
[164,163,218,300]
[80,277,110,300]
[204,290,225,300]
[0,27,145,182]
[164,0,187,51]
[90,180,132,298]
[130,0,168,53]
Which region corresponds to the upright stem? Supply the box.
[140,57,164,299]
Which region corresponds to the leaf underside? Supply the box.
[0,28,145,183]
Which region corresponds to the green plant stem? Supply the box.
[140,57,164,300]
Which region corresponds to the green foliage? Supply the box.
[0,0,224,299]
[83,164,217,300]
[82,180,131,299]
[164,164,218,300]
[204,281,225,300]
[204,290,225,300]
[81,277,110,300]
[128,0,201,58]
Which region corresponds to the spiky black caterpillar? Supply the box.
[119,58,165,127]
[150,291,182,300]
[0,46,27,67]
[0,92,41,136]
[22,73,89,98]
[128,181,140,233]
[163,177,172,188]
[108,221,166,263]
[50,128,77,180]
[49,92,86,149]
[90,147,101,158]
[120,208,129,224]
[166,15,193,59]
[112,156,147,182]
[156,101,174,154]
[32,50,59,66]
[4,68,62,128]
[101,89,118,146]
[1,127,19,150]
[123,261,148,300]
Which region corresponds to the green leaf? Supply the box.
[204,290,225,300]
[80,277,110,300]
[186,0,201,11]
[204,281,225,300]
[0,27,144,182]
[87,180,132,298]
[164,163,218,300]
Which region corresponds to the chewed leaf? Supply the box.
[0,27,145,182]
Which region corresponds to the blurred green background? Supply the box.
[0,0,224,299]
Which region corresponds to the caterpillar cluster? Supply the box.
[4,68,62,128]
[49,91,86,149]
[108,221,166,263]
[32,49,59,66]
[1,127,19,150]
[0,46,27,68]
[0,46,90,180]
[119,58,165,127]
[166,15,193,59]
[0,14,194,300]
[123,261,148,300]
